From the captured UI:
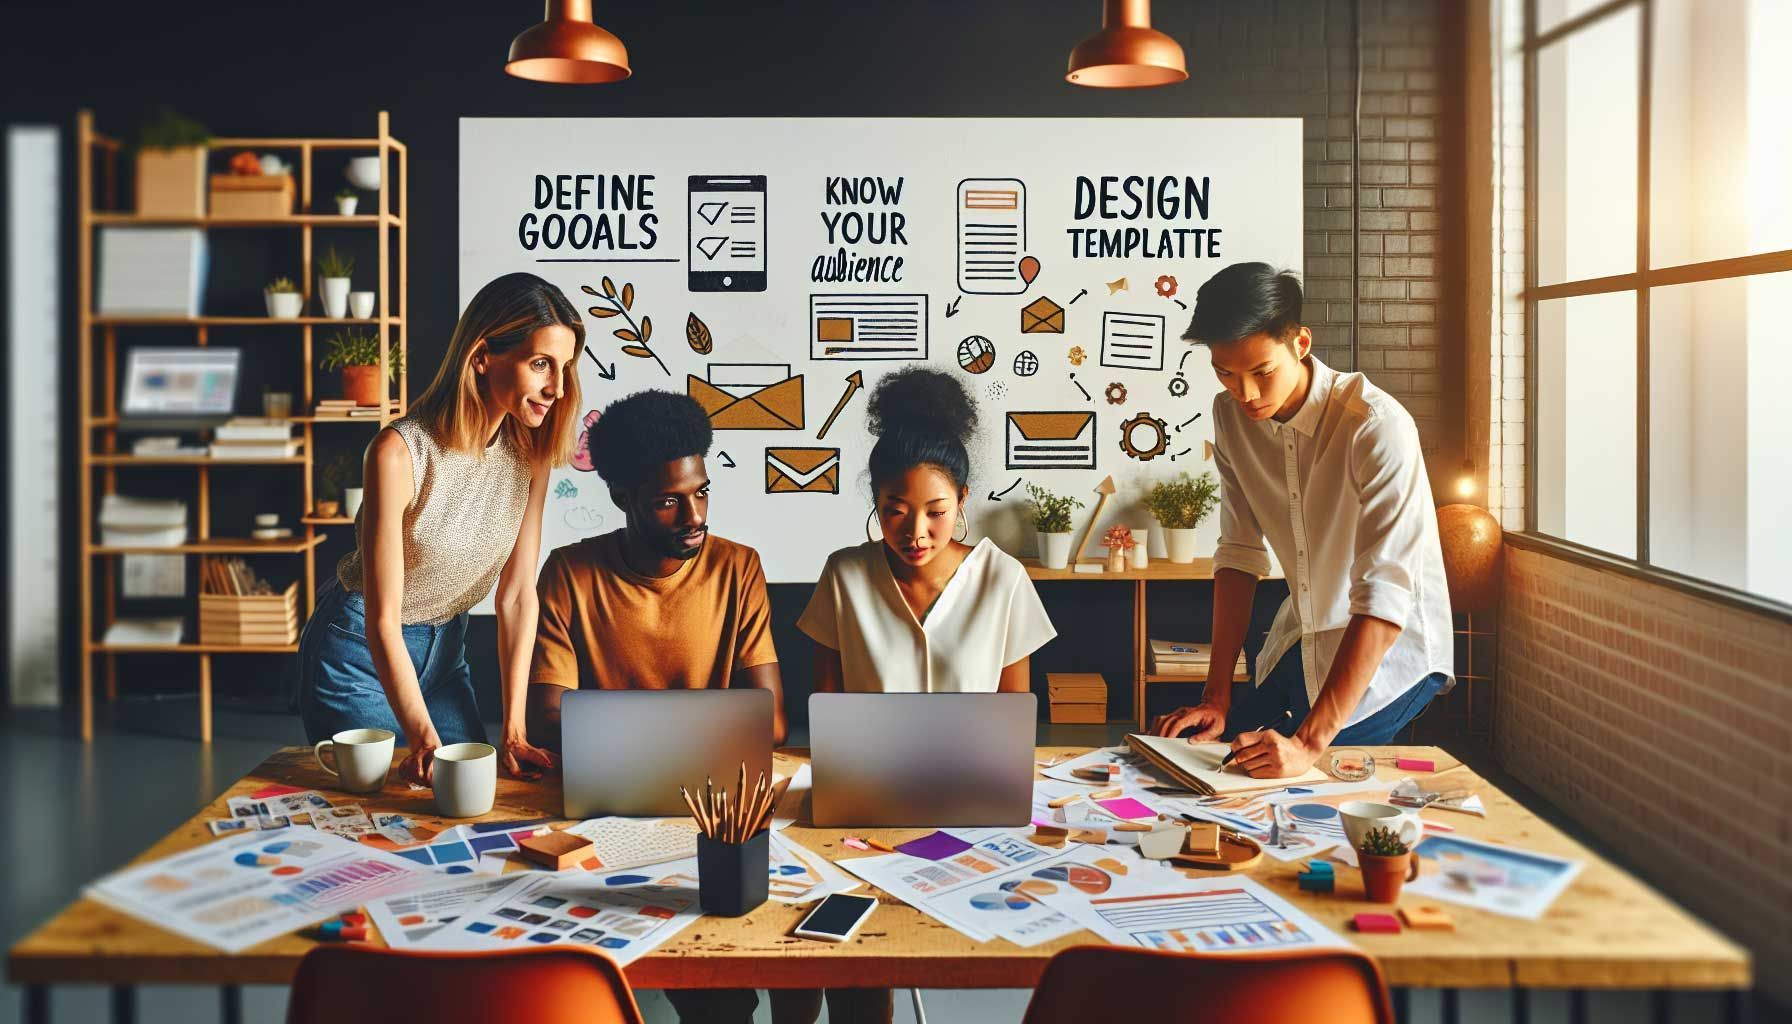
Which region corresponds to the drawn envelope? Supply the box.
[765,447,840,494]
[1021,296,1065,334]
[1006,411,1096,470]
[687,364,804,430]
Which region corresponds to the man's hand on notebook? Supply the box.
[1150,701,1227,743]
[1227,728,1321,778]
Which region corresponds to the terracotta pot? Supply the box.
[341,365,382,407]
[313,500,340,519]
[1359,851,1418,903]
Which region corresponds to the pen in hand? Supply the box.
[1217,710,1294,771]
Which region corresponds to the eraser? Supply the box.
[518,830,596,871]
[1352,913,1402,934]
[1400,905,1455,930]
[1297,872,1335,893]
[1302,860,1335,876]
[1395,758,1435,772]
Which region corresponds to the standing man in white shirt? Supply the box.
[1151,263,1453,777]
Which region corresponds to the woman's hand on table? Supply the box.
[501,730,556,780]
[398,728,442,786]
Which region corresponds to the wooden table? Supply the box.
[8,745,1751,1024]
[1021,556,1268,729]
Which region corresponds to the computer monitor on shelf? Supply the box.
[117,347,241,432]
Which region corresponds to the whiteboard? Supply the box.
[460,117,1301,588]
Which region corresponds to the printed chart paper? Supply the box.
[425,859,702,964]
[836,828,1081,945]
[364,875,526,947]
[1405,834,1583,920]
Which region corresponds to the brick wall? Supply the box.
[1498,545,1792,1002]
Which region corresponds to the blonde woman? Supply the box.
[299,272,584,786]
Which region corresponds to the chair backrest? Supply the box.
[1021,945,1394,1024]
[286,945,645,1024]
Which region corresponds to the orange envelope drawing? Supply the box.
[1006,411,1096,470]
[765,447,840,494]
[1021,296,1065,334]
[686,364,804,430]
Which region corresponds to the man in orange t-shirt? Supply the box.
[526,390,788,750]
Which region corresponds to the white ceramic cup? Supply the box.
[434,742,497,817]
[1339,799,1424,853]
[313,728,394,793]
[349,291,375,318]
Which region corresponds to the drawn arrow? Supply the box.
[718,450,736,469]
[1171,447,1192,461]
[1068,288,1089,305]
[584,349,617,381]
[945,296,963,318]
[816,370,865,441]
[987,478,1023,502]
[1069,374,1092,402]
[1177,412,1203,430]
[1178,350,1193,371]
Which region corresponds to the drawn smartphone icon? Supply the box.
[957,177,1026,295]
[688,175,768,292]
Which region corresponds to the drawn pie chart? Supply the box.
[262,841,294,855]
[957,335,996,375]
[1286,804,1339,823]
[970,890,1033,911]
[1008,879,1058,898]
[1031,864,1112,894]
[235,853,280,868]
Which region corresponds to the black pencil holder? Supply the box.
[697,829,769,917]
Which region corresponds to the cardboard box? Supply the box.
[136,146,207,217]
[209,174,294,218]
[1048,703,1107,724]
[199,583,298,645]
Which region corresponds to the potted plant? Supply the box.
[1357,825,1419,903]
[1027,483,1084,570]
[316,454,356,519]
[1101,524,1135,573]
[334,187,358,216]
[134,107,210,216]
[316,245,355,318]
[1144,471,1220,564]
[263,276,302,319]
[320,328,403,409]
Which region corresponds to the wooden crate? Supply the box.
[1046,673,1107,724]
[136,147,207,216]
[208,174,294,218]
[199,582,299,646]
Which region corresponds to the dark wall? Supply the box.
[4,0,1459,730]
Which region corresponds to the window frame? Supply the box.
[1521,0,1792,621]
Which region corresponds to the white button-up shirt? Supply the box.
[1210,356,1454,726]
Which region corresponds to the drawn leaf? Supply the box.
[621,283,634,311]
[588,305,622,318]
[686,313,713,355]
[580,285,600,296]
[613,328,640,343]
[621,345,656,360]
[601,276,617,298]
[640,315,653,342]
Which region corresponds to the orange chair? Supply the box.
[1020,946,1395,1024]
[286,944,645,1024]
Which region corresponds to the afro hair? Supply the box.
[585,390,713,489]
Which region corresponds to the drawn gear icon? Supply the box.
[1168,373,1190,398]
[1119,412,1170,461]
[1104,382,1127,405]
[1154,274,1179,299]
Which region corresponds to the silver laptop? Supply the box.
[561,690,773,818]
[809,693,1036,827]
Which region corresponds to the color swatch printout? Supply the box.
[85,830,439,953]
[427,859,702,965]
[836,828,1081,945]
[364,875,522,947]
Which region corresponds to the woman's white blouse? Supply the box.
[797,539,1057,692]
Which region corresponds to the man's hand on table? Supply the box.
[1149,701,1228,742]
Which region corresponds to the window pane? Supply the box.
[1536,7,1640,286]
[1535,0,1633,38]
[1535,292,1637,557]
[1651,0,1792,267]
[1649,272,1792,603]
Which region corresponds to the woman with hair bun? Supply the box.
[798,367,1056,694]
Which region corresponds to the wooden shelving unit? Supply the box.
[76,110,408,741]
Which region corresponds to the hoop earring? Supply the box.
[865,508,880,545]
[954,507,970,543]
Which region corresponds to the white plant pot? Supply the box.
[1129,528,1149,569]
[349,291,376,319]
[336,196,358,216]
[320,276,351,318]
[1163,527,1199,564]
[343,487,364,519]
[265,290,303,318]
[345,156,381,191]
[1037,530,1073,570]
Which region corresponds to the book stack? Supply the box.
[209,417,298,459]
[98,494,188,547]
[1148,639,1249,679]
[313,399,383,419]
[199,557,299,646]
[1046,673,1108,724]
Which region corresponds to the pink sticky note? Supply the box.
[249,784,305,799]
[842,837,870,852]
[1096,797,1157,821]
[1395,757,1435,772]
[1353,912,1402,934]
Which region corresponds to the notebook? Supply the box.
[1125,733,1328,796]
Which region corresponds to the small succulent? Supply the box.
[335,187,356,201]
[266,276,299,294]
[316,245,355,279]
[1359,825,1409,857]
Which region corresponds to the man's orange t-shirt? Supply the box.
[530,529,778,690]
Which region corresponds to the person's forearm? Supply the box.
[526,686,563,752]
[1205,568,1259,710]
[495,590,539,738]
[1294,613,1402,751]
[368,620,433,742]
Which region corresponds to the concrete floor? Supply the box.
[0,701,1757,1024]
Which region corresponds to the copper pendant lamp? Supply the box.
[1067,0,1188,88]
[506,0,631,84]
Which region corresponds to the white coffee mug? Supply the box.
[313,728,394,793]
[434,742,497,818]
[1339,799,1424,853]
[349,291,375,319]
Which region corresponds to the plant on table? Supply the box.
[1357,825,1418,903]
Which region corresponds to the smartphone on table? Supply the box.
[792,893,877,942]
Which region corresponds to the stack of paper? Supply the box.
[103,617,184,646]
[97,227,207,316]
[99,494,187,547]
[210,418,298,460]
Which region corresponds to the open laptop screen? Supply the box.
[121,347,240,415]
